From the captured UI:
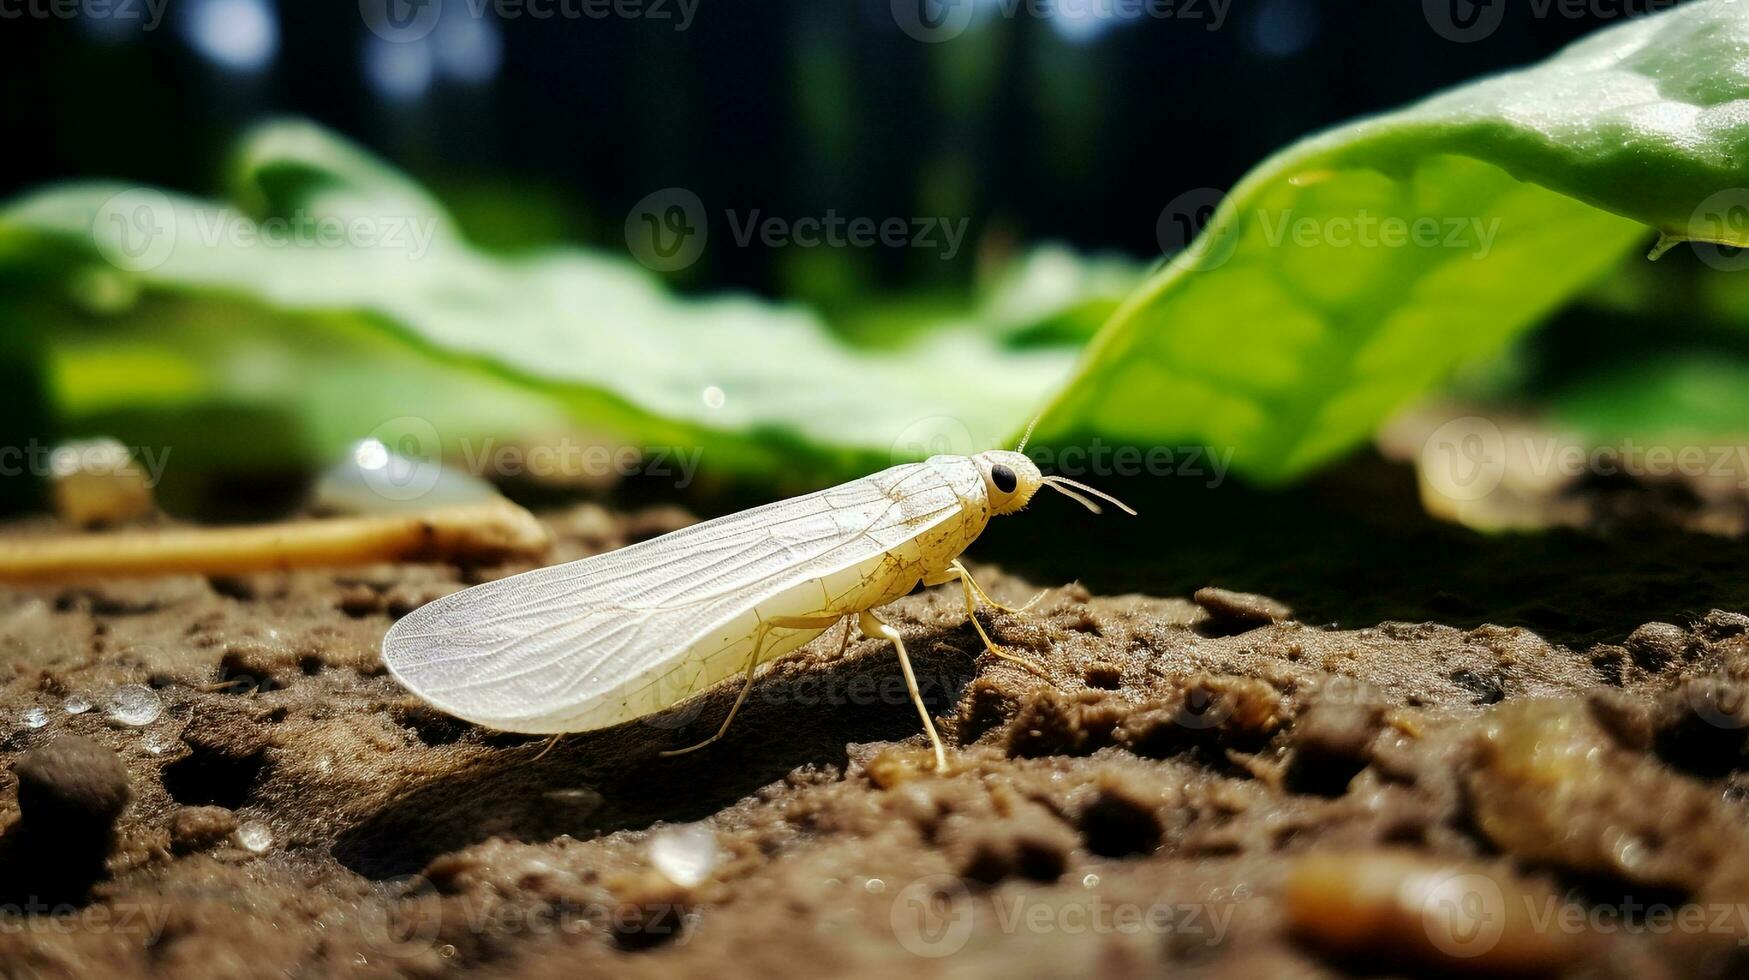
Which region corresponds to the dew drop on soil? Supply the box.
[237,821,274,853]
[20,707,48,729]
[542,787,605,816]
[106,684,161,727]
[649,823,721,887]
[63,695,93,714]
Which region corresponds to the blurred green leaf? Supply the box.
[0,125,1137,489]
[1038,0,1747,480]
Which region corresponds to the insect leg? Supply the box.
[831,615,854,659]
[940,560,1052,682]
[660,614,840,758]
[859,610,948,771]
[531,733,565,761]
[948,558,1047,615]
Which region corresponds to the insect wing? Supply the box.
[381,462,968,732]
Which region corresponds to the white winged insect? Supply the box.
[382,429,1133,770]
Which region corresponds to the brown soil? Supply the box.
[4,472,1749,978]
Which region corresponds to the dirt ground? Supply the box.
[4,467,1749,978]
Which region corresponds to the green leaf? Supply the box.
[1037,0,1748,481]
[0,126,1138,486]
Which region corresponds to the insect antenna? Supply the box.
[1042,480,1104,514]
[1041,476,1137,516]
[1014,413,1043,453]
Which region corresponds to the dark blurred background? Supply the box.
[1,0,1676,299]
[4,0,1737,637]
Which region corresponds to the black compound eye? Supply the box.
[990,464,1018,494]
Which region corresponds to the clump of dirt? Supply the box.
[2,498,1749,977]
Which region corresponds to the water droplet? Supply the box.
[438,944,456,958]
[648,823,721,887]
[106,684,161,727]
[1082,873,1101,888]
[702,385,726,410]
[20,707,48,729]
[864,878,886,894]
[144,731,173,755]
[63,695,93,714]
[542,787,605,815]
[353,437,390,471]
[236,821,273,853]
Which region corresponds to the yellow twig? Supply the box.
[0,500,551,582]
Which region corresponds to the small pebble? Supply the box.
[13,735,132,832]
[648,823,721,887]
[1625,622,1688,667]
[236,820,274,853]
[63,695,93,715]
[1193,586,1292,626]
[1696,609,1749,641]
[105,684,161,727]
[21,707,49,729]
[169,806,238,854]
